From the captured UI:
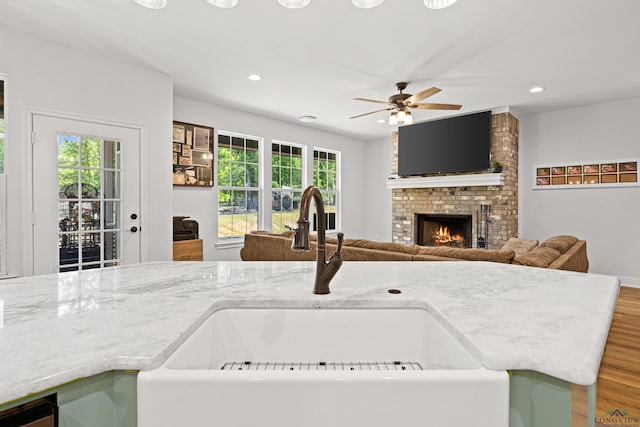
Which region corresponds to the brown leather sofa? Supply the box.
[240,231,589,273]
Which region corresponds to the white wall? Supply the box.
[0,28,174,276]
[173,96,367,261]
[364,136,393,242]
[519,97,640,285]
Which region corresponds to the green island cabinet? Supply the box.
[0,369,596,427]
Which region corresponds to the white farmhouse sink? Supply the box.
[138,308,509,427]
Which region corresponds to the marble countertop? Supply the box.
[0,260,619,404]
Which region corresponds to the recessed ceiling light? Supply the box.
[206,0,238,7]
[424,0,458,9]
[529,86,545,93]
[377,119,386,124]
[248,74,262,81]
[297,115,317,123]
[133,0,167,9]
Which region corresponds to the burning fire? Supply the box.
[433,226,465,247]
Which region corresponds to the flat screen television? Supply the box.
[397,111,492,176]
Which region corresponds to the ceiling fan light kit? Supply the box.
[277,0,311,8]
[352,0,384,8]
[351,81,461,125]
[206,0,239,7]
[424,0,458,9]
[389,110,412,126]
[140,0,459,9]
[401,110,413,125]
[133,0,167,9]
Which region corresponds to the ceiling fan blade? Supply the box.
[410,103,462,111]
[404,87,441,105]
[353,97,390,105]
[350,107,394,119]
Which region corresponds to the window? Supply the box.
[217,132,261,241]
[0,78,4,174]
[0,77,6,275]
[313,148,339,232]
[271,142,305,233]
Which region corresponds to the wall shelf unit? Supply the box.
[533,159,638,190]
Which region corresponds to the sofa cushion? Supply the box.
[501,237,539,257]
[416,246,515,264]
[344,239,421,255]
[412,254,462,262]
[341,246,414,261]
[540,235,579,254]
[512,246,562,268]
[240,232,287,261]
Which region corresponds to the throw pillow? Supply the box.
[512,246,561,268]
[540,235,578,254]
[501,237,539,257]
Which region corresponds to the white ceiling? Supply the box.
[1,0,640,140]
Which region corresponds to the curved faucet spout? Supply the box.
[292,185,344,294]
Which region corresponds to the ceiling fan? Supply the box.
[350,82,462,125]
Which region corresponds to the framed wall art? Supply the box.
[172,121,214,187]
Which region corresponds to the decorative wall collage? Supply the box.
[534,159,638,189]
[172,121,214,186]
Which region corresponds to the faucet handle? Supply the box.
[335,232,344,255]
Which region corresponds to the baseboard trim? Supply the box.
[619,276,640,288]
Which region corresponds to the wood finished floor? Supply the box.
[597,286,640,418]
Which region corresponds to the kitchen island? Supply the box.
[0,261,619,425]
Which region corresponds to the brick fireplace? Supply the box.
[390,112,519,249]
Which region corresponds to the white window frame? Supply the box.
[215,130,264,248]
[312,147,341,233]
[270,140,307,234]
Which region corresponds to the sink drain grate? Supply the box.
[220,361,423,371]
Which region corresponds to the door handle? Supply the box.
[130,226,139,233]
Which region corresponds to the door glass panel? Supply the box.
[82,201,99,229]
[103,140,120,168]
[81,232,100,264]
[103,231,119,262]
[104,201,120,229]
[59,181,79,199]
[81,169,100,197]
[57,135,79,167]
[58,133,122,272]
[81,137,101,168]
[103,170,120,199]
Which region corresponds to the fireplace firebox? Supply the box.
[417,214,472,248]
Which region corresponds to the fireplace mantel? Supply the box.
[386,173,504,189]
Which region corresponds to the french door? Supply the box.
[31,114,141,275]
